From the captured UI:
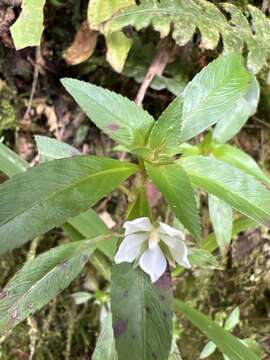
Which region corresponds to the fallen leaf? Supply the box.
[63,20,98,65]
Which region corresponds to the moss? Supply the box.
[0,82,17,133]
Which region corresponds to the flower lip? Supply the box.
[114,217,191,283]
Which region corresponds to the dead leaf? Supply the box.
[36,103,58,135]
[63,20,98,65]
[99,211,116,229]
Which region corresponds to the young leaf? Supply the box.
[209,195,233,250]
[146,162,201,242]
[200,341,217,359]
[181,53,251,142]
[174,300,260,360]
[0,156,137,253]
[224,308,240,332]
[211,144,270,186]
[61,79,155,149]
[212,76,260,143]
[92,313,117,360]
[188,248,223,270]
[111,263,173,360]
[0,238,99,335]
[202,216,258,254]
[35,135,81,161]
[0,142,29,176]
[10,0,45,50]
[147,96,183,157]
[180,156,270,227]
[71,292,92,305]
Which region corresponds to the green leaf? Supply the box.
[0,142,29,176]
[200,341,217,359]
[211,144,270,186]
[212,76,260,143]
[0,138,116,280]
[35,135,81,162]
[87,0,134,73]
[35,136,117,259]
[209,195,233,250]
[111,263,173,360]
[93,313,118,360]
[146,162,201,242]
[224,308,240,332]
[147,97,183,157]
[0,238,99,335]
[71,291,92,305]
[67,208,117,260]
[188,248,223,270]
[181,53,251,142]
[10,0,45,49]
[240,339,262,358]
[201,216,258,254]
[180,156,270,228]
[107,1,270,74]
[0,156,137,253]
[223,3,270,74]
[174,300,260,360]
[88,0,134,31]
[61,79,154,149]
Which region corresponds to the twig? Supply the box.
[135,38,176,106]
[118,38,176,161]
[0,0,22,6]
[253,116,270,129]
[24,46,42,120]
[26,237,41,360]
[262,0,269,12]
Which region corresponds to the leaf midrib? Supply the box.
[147,164,200,240]
[71,84,154,147]
[0,165,136,228]
[181,71,248,132]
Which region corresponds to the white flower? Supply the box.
[114,217,191,283]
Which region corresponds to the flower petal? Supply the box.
[114,233,148,264]
[124,217,153,235]
[159,222,185,239]
[160,234,191,269]
[139,245,167,283]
